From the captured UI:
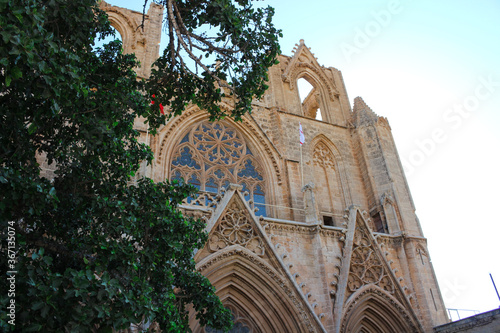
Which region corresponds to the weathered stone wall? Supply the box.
[99,1,163,79]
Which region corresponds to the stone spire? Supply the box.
[352,96,379,126]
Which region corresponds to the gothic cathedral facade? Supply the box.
[99,2,449,332]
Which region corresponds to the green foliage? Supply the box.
[0,0,280,331]
[148,0,282,126]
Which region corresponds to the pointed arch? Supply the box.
[101,10,137,53]
[341,285,422,333]
[296,73,329,122]
[309,135,351,224]
[380,193,402,234]
[156,106,283,217]
[281,41,339,101]
[281,41,344,124]
[192,247,316,333]
[100,1,162,78]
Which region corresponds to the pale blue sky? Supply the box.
[105,0,500,317]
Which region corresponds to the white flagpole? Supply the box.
[300,144,304,187]
[299,122,305,187]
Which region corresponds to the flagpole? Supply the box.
[300,144,304,187]
[299,122,305,187]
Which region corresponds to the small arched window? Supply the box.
[170,121,267,216]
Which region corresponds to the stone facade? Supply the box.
[97,2,450,332]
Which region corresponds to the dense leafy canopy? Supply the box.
[0,0,280,331]
[148,0,282,126]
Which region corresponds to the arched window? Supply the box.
[312,142,343,225]
[171,121,267,216]
[297,77,323,121]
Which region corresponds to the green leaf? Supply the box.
[43,256,53,266]
[25,324,43,332]
[32,301,45,311]
[28,122,37,134]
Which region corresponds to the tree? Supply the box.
[148,0,281,123]
[0,0,280,331]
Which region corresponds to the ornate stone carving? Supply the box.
[347,222,395,297]
[434,310,498,333]
[281,40,339,100]
[181,208,211,222]
[169,120,268,217]
[341,286,421,333]
[197,247,319,333]
[265,221,344,238]
[209,202,265,256]
[313,142,336,169]
[158,109,283,185]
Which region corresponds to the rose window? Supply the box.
[170,121,267,216]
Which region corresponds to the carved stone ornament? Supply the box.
[347,222,395,297]
[196,247,319,332]
[209,202,265,256]
[159,109,282,184]
[341,286,421,333]
[313,142,336,169]
[281,40,339,100]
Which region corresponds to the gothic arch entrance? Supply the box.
[189,188,325,333]
[341,286,420,333]
[191,247,313,333]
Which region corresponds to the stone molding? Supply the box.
[281,40,339,100]
[341,285,422,333]
[196,246,320,332]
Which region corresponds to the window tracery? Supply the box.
[170,121,267,216]
[313,142,336,169]
[312,141,340,224]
